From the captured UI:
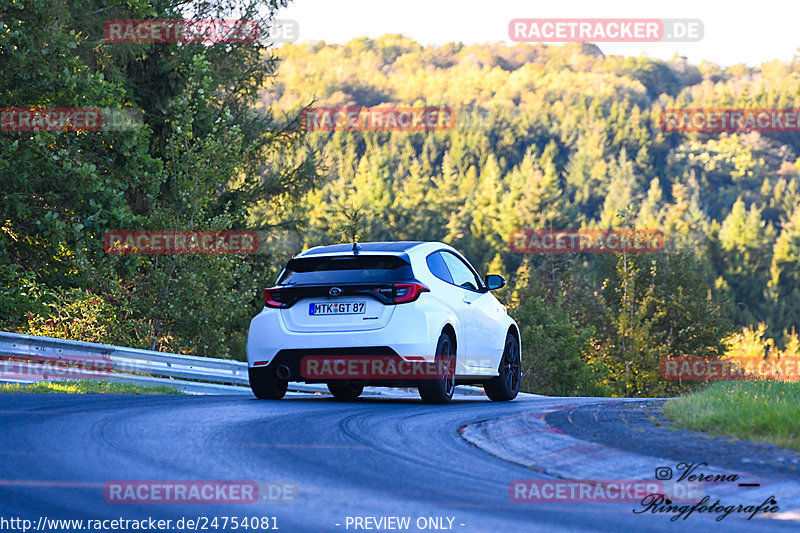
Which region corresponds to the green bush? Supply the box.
[1,265,152,349]
[513,295,606,396]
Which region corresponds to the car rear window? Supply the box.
[278,255,414,285]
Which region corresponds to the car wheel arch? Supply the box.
[441,323,457,354]
[507,324,521,367]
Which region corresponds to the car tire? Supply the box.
[484,333,521,401]
[327,382,364,401]
[248,366,288,400]
[418,331,456,404]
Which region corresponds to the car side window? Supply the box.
[440,252,481,292]
[426,252,454,284]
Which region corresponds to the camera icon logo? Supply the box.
[655,466,673,480]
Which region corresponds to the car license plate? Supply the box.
[309,301,366,315]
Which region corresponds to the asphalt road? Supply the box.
[1,393,798,533]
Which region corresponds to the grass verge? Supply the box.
[662,381,800,451]
[0,380,183,395]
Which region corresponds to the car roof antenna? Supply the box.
[352,241,360,255]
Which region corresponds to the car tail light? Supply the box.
[393,282,429,304]
[264,288,288,308]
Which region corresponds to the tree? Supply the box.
[1,0,318,358]
[599,149,641,228]
[714,199,776,328]
[508,260,603,396]
[768,205,800,336]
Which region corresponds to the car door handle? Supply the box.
[462,294,472,304]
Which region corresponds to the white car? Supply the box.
[246,241,521,403]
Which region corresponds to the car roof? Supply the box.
[300,241,428,256]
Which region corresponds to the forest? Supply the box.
[2,1,799,396]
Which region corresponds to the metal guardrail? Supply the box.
[0,331,326,395]
[0,331,486,397]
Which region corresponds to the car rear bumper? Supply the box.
[256,347,434,386]
[246,306,437,372]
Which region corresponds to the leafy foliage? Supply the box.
[4,23,798,395]
[0,0,318,357]
[262,37,799,394]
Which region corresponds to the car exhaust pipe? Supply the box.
[276,365,291,380]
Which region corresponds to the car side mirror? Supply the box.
[484,274,505,291]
